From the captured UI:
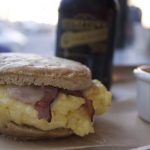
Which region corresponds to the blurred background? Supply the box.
[0,0,150,66]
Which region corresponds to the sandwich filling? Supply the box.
[0,80,111,136]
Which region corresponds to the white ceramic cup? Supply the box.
[134,66,150,122]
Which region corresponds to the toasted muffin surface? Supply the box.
[0,122,72,140]
[0,53,91,90]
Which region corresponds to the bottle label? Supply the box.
[60,14,109,55]
[61,28,108,49]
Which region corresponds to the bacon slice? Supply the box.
[34,88,58,122]
[7,85,94,122]
[60,89,83,97]
[82,99,95,121]
[6,86,44,104]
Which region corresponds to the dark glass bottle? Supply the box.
[56,0,118,89]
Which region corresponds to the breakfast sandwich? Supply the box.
[0,53,111,140]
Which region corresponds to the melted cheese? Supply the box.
[0,80,111,136]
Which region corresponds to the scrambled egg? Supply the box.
[0,80,111,136]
